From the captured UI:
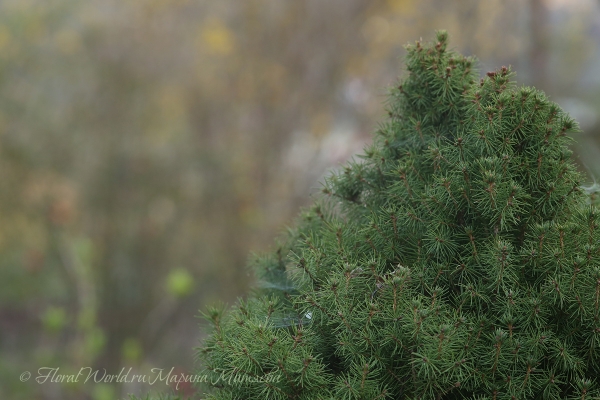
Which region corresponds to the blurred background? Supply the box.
[1,0,599,399]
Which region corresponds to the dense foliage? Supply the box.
[197,31,600,399]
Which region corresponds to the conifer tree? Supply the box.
[197,31,600,399]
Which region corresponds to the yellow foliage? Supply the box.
[200,18,236,56]
[386,0,416,14]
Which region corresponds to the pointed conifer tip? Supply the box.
[435,29,448,44]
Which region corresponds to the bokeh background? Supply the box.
[1,0,599,399]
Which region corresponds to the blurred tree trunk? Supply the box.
[530,0,549,90]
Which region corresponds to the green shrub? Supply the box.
[197,31,600,399]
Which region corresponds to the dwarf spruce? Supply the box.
[197,31,600,399]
